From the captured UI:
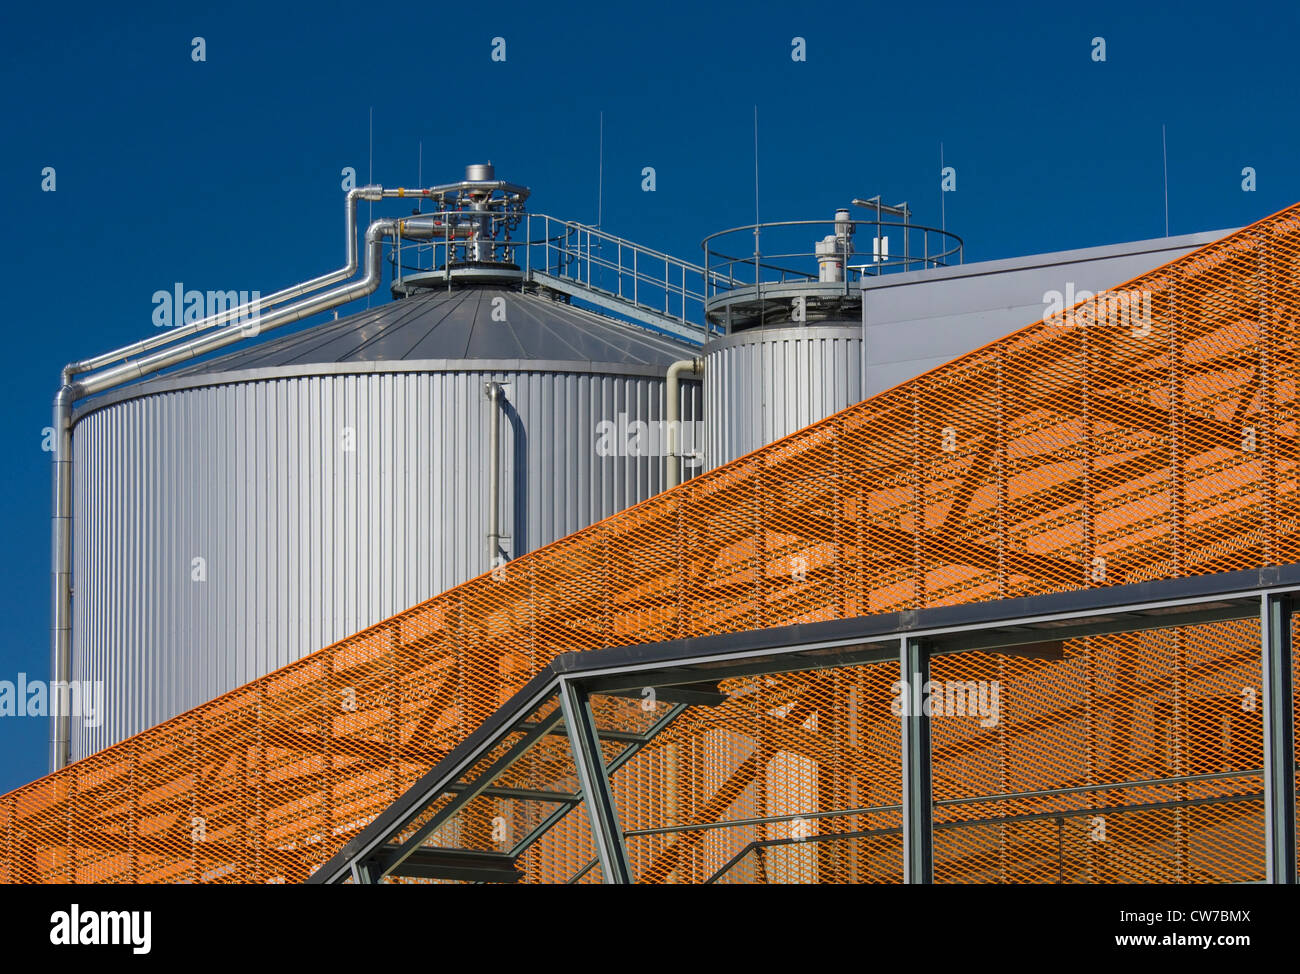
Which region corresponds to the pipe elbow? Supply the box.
[54,381,78,409]
[666,357,704,382]
[364,219,397,244]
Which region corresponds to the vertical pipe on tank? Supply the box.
[50,376,76,770]
[51,218,397,769]
[486,381,505,572]
[665,358,704,488]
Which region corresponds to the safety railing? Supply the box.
[388,213,735,338]
[705,790,1264,884]
[702,218,964,298]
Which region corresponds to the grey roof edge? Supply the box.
[861,227,1237,291]
[706,323,862,352]
[70,357,677,426]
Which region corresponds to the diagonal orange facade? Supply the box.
[4,204,1300,883]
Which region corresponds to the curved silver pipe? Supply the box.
[68,186,384,377]
[666,358,704,488]
[75,220,396,396]
[50,215,400,769]
[49,377,75,770]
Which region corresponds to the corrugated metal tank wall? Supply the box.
[70,365,700,757]
[704,324,863,468]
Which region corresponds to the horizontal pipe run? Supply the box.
[381,181,529,203]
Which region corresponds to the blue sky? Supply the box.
[0,0,1295,792]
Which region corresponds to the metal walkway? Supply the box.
[394,212,735,344]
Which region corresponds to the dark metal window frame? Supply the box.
[314,565,1300,885]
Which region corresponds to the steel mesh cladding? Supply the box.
[6,203,1300,882]
[66,288,703,758]
[929,621,1266,883]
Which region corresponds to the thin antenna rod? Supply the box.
[597,111,604,228]
[753,105,762,327]
[1162,124,1169,237]
[417,140,423,213]
[368,106,374,309]
[940,141,946,233]
[753,105,760,255]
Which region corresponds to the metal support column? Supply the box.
[900,636,934,883]
[559,678,633,884]
[1261,593,1297,883]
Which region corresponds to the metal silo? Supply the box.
[701,201,961,467]
[703,324,862,467]
[60,166,705,759]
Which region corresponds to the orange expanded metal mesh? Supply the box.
[4,203,1300,883]
[928,620,1265,883]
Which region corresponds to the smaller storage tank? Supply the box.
[704,324,862,467]
[701,203,960,467]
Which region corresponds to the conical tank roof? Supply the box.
[168,286,697,375]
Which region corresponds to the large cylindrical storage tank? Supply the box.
[704,324,862,468]
[69,285,701,758]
